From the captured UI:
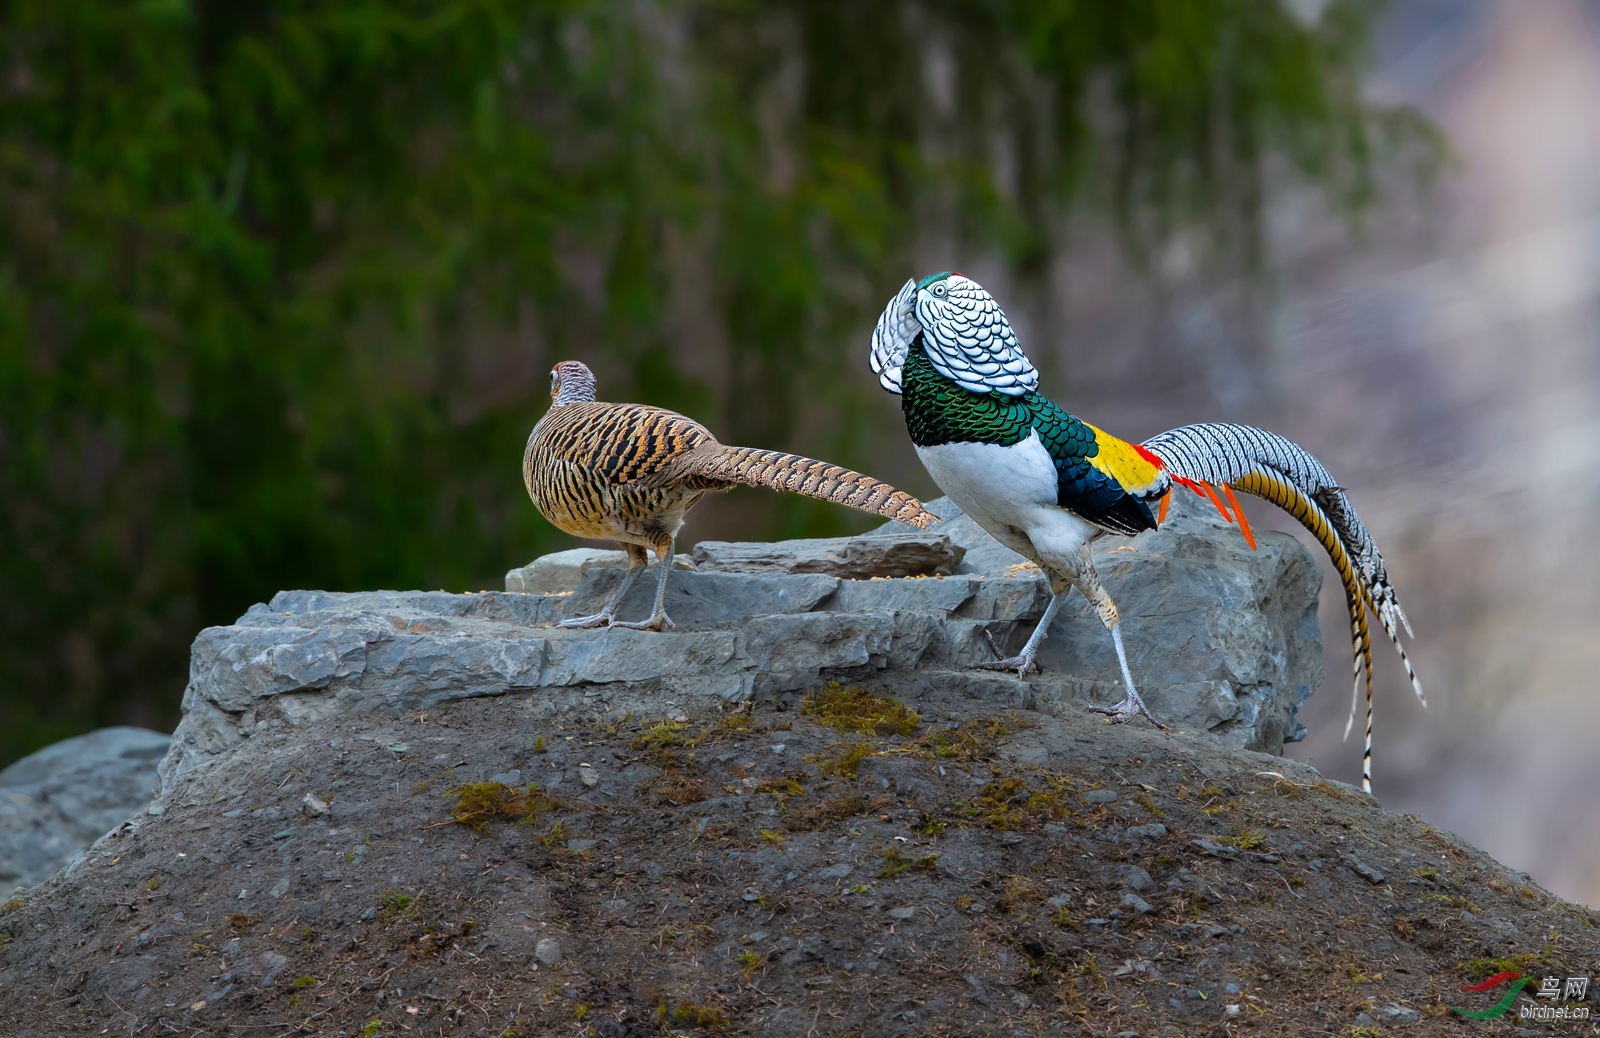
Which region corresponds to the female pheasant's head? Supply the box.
[869,272,1038,397]
[549,361,598,406]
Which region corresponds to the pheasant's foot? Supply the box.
[1086,689,1166,729]
[971,630,1039,677]
[559,612,615,629]
[609,613,676,632]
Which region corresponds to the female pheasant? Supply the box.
[524,361,937,631]
[870,273,1424,792]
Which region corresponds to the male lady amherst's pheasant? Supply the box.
[870,273,1424,792]
[525,360,937,631]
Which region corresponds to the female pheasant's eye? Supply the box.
[933,284,946,296]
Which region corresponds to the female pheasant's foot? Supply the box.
[972,630,1040,677]
[610,612,676,632]
[559,612,615,629]
[1086,689,1166,729]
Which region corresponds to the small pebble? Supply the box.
[1377,1005,1421,1025]
[534,938,563,965]
[888,907,917,920]
[1342,855,1386,885]
[1119,894,1155,915]
[1118,865,1154,892]
[1084,789,1119,804]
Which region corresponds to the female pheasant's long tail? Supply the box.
[684,445,938,529]
[1141,423,1424,795]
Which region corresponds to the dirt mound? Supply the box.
[2,682,1595,1037]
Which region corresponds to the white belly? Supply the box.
[916,435,1100,563]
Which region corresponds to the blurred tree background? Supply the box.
[0,0,1435,765]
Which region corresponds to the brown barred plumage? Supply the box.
[523,361,936,630]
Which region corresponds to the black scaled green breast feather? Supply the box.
[900,343,1155,535]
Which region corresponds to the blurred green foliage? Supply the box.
[0,0,1435,763]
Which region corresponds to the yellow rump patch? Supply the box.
[1083,424,1165,496]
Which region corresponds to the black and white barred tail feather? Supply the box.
[1141,423,1423,700]
[1143,422,1424,795]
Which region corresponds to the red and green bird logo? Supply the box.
[1450,972,1532,1020]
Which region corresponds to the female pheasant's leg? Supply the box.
[975,591,1065,677]
[559,544,647,628]
[611,536,677,632]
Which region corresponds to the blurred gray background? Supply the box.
[924,0,1600,907]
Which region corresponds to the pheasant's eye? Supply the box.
[932,283,947,296]
[550,369,560,388]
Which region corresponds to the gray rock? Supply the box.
[1126,823,1168,840]
[691,529,964,578]
[1119,893,1155,915]
[1083,789,1120,804]
[534,938,563,965]
[505,548,694,594]
[1354,1012,1378,1028]
[1377,1005,1420,1025]
[815,863,853,881]
[888,907,917,920]
[158,493,1323,792]
[1192,839,1237,858]
[0,727,169,893]
[258,951,289,987]
[1342,855,1386,885]
[1118,865,1155,893]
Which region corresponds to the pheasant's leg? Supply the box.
[559,544,647,628]
[1076,577,1166,729]
[610,536,677,632]
[974,591,1065,677]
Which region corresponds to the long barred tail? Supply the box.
[1142,422,1424,795]
[692,446,938,529]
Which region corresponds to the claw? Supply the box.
[610,613,676,632]
[559,613,615,629]
[1086,690,1167,730]
[972,629,1039,676]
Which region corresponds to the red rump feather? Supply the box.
[1132,443,1165,469]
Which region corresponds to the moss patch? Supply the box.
[803,682,920,736]
[808,738,877,780]
[908,714,1027,761]
[445,782,561,832]
[961,775,1071,831]
[783,794,881,832]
